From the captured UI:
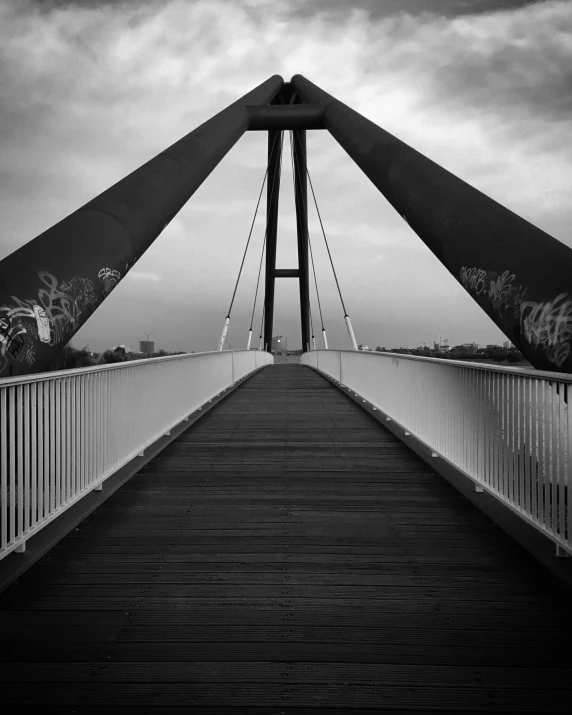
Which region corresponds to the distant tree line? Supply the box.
[47,343,188,371]
[374,345,527,364]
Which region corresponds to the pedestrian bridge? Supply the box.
[1,72,572,712]
[1,352,571,712]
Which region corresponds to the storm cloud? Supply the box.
[0,0,570,352]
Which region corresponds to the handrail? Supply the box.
[0,350,245,387]
[303,349,571,555]
[0,350,273,559]
[327,349,572,383]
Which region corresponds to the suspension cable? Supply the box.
[247,232,266,349]
[217,131,280,351]
[303,149,358,349]
[305,166,347,316]
[258,302,265,351]
[251,132,285,352]
[308,235,324,331]
[250,232,266,332]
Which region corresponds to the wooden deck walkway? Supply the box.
[2,364,572,713]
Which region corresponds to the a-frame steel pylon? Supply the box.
[1,75,572,376]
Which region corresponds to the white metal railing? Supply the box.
[302,350,571,555]
[0,349,273,559]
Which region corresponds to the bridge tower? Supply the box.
[1,75,572,375]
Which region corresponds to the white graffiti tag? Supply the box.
[460,265,528,320]
[0,270,97,374]
[98,267,121,294]
[520,293,572,368]
[33,305,51,343]
[459,267,489,296]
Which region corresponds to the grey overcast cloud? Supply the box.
[0,0,570,352]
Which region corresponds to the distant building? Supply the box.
[140,340,155,355]
[271,336,287,353]
[358,344,370,351]
[503,340,514,349]
[461,342,479,353]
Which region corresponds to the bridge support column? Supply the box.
[0,75,283,376]
[291,74,572,373]
[263,130,283,352]
[292,130,311,352]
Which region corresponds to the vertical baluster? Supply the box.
[530,379,538,524]
[509,374,516,504]
[508,375,515,505]
[557,381,566,543]
[516,376,522,512]
[498,373,503,498]
[453,367,459,467]
[512,375,518,506]
[80,375,86,492]
[540,380,548,530]
[44,382,50,520]
[96,372,101,481]
[60,378,66,506]
[87,374,93,488]
[23,383,30,535]
[56,378,63,510]
[444,366,449,460]
[472,370,477,478]
[546,381,558,534]
[488,372,494,492]
[106,370,111,475]
[549,382,558,539]
[495,373,501,498]
[16,385,24,542]
[9,387,16,545]
[481,371,487,486]
[37,381,44,526]
[1,388,7,550]
[30,383,37,531]
[477,370,483,484]
[66,377,72,504]
[522,377,531,519]
[49,380,56,514]
[566,383,571,550]
[72,376,78,500]
[463,369,469,472]
[538,380,545,528]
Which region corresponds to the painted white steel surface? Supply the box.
[217,316,230,351]
[0,350,273,559]
[344,316,358,350]
[302,350,572,554]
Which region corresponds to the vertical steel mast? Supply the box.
[262,129,283,352]
[292,129,312,353]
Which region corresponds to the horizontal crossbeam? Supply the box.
[248,105,325,131]
[274,268,300,278]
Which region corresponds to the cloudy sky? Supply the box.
[1,0,570,352]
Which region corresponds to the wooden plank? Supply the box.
[2,364,571,712]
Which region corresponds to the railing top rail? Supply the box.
[306,349,572,384]
[0,349,268,388]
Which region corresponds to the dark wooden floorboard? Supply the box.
[2,364,571,713]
